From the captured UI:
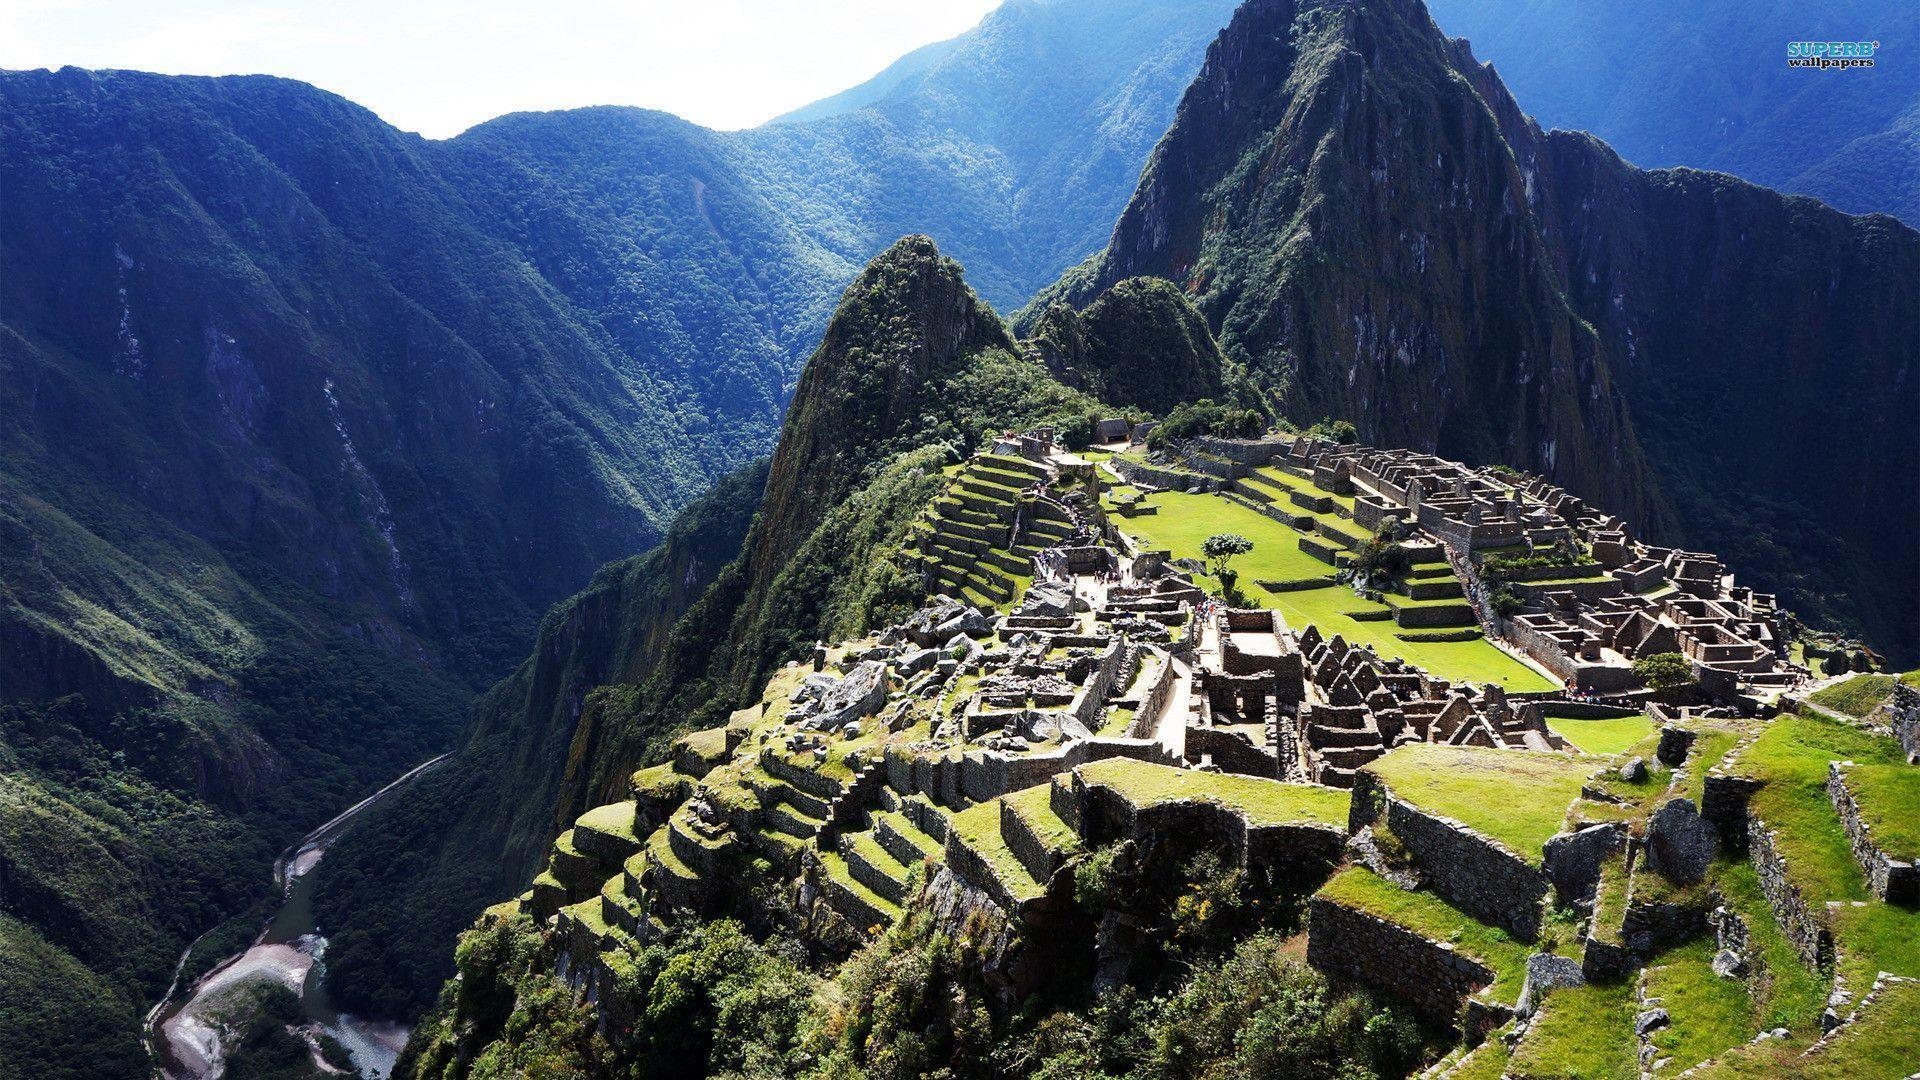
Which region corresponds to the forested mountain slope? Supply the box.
[0,0,1239,1065]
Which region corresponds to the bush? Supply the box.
[1634,652,1696,692]
[1146,399,1264,449]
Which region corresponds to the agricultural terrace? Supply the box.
[1104,487,1554,691]
[1362,744,1591,862]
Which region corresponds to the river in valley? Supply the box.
[146,753,450,1079]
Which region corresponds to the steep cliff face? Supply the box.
[1053,0,1918,660]
[1536,138,1919,656]
[1081,0,1649,520]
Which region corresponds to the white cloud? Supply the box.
[0,0,1002,136]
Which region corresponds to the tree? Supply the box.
[1634,652,1696,692]
[1202,533,1254,577]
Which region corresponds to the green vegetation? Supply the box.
[1362,745,1590,862]
[1107,489,1553,689]
[1635,652,1698,693]
[1808,674,1899,719]
[1201,533,1254,577]
[1688,978,1920,1079]
[1642,936,1756,1071]
[1316,867,1531,1001]
[1828,901,1920,1001]
[1544,712,1655,755]
[1143,399,1265,449]
[1504,979,1639,1080]
[1075,758,1350,827]
[1839,764,1920,863]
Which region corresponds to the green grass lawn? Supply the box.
[1839,764,1920,863]
[1687,979,1920,1079]
[1109,489,1555,691]
[1808,674,1898,718]
[1710,858,1827,1034]
[1075,757,1350,826]
[1504,979,1639,1080]
[1643,936,1756,1072]
[1544,712,1655,755]
[1364,745,1591,862]
[1830,900,1920,995]
[1731,715,1905,901]
[1315,866,1531,1001]
[1111,488,1336,584]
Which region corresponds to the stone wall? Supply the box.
[1185,724,1278,777]
[1108,455,1220,492]
[1192,434,1292,466]
[1071,771,1343,885]
[1307,896,1498,1026]
[1887,683,1920,763]
[1748,812,1833,971]
[1350,770,1547,940]
[1826,762,1918,904]
[1700,771,1763,851]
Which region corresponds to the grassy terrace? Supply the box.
[1712,858,1827,1033]
[1730,714,1905,902]
[1643,936,1756,1071]
[1505,979,1639,1080]
[1806,673,1905,718]
[1679,727,1744,807]
[1363,745,1590,863]
[1840,764,1920,863]
[1315,866,1530,1001]
[1003,784,1079,852]
[1544,711,1654,755]
[1829,901,1920,1000]
[1075,757,1350,827]
[947,799,1046,903]
[1689,979,1920,1079]
[1105,488,1554,691]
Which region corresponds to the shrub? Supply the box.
[1202,533,1254,577]
[1634,652,1696,692]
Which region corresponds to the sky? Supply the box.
[0,0,1005,137]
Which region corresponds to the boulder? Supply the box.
[898,648,938,676]
[1516,952,1586,1016]
[1620,757,1649,783]
[1635,1008,1670,1036]
[1711,949,1748,979]
[1644,798,1718,885]
[816,661,889,731]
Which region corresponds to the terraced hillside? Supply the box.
[406,438,1918,1080]
[905,455,1063,610]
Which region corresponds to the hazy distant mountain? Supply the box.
[0,0,1239,1062]
[1424,0,1920,224]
